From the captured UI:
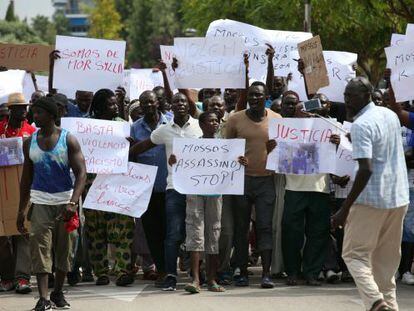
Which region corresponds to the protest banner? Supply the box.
[206,19,312,78]
[288,50,357,103]
[298,36,329,94]
[173,37,246,89]
[0,69,26,103]
[128,69,163,100]
[266,118,338,174]
[61,117,130,174]
[0,43,53,72]
[53,36,126,93]
[83,162,158,218]
[160,45,177,90]
[385,41,414,102]
[0,165,29,236]
[172,138,246,195]
[334,122,356,180]
[391,34,406,47]
[0,137,24,167]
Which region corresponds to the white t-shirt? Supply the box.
[150,116,202,190]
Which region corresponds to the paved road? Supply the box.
[1,272,413,311]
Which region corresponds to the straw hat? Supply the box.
[7,93,28,107]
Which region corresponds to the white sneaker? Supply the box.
[326,270,340,284]
[318,271,325,281]
[401,272,414,285]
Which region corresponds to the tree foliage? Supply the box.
[0,20,45,44]
[181,0,410,83]
[127,0,184,67]
[88,0,122,39]
[5,0,17,22]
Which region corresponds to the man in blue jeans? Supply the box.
[129,92,202,291]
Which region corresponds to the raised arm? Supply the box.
[297,58,311,100]
[67,134,87,204]
[17,138,34,234]
[265,44,275,96]
[48,50,60,95]
[158,60,173,104]
[235,53,250,112]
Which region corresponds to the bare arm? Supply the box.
[17,138,33,234]
[158,60,173,103]
[265,44,275,96]
[67,134,87,204]
[331,158,372,229]
[129,138,157,157]
[48,50,60,95]
[297,58,311,100]
[235,53,250,112]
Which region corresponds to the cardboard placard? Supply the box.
[0,165,29,236]
[0,43,53,72]
[298,35,329,94]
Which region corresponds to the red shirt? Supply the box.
[0,119,36,138]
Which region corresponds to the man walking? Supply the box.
[332,77,409,311]
[17,97,86,310]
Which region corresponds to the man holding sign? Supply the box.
[225,82,281,288]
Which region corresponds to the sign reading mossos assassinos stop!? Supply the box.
[61,117,130,174]
[53,35,126,93]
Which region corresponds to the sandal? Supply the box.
[184,282,201,294]
[370,299,392,311]
[208,283,225,292]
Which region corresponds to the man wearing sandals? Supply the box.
[332,77,409,311]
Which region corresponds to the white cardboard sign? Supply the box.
[61,117,130,174]
[334,121,356,180]
[266,118,337,174]
[172,138,246,195]
[128,69,163,100]
[0,69,25,103]
[173,37,246,89]
[206,19,312,79]
[53,36,126,93]
[83,162,158,218]
[160,45,177,91]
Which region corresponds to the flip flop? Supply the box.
[184,282,201,294]
[208,283,225,292]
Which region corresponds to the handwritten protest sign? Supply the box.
[0,43,53,72]
[61,118,130,174]
[173,37,246,89]
[128,69,163,100]
[406,24,414,38]
[172,138,245,195]
[0,138,23,167]
[266,118,337,174]
[298,36,329,94]
[160,45,177,90]
[334,122,356,180]
[0,69,26,103]
[53,36,126,93]
[391,34,406,47]
[83,162,157,218]
[385,41,414,102]
[288,50,357,103]
[206,19,312,78]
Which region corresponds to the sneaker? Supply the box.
[81,272,94,283]
[32,298,52,311]
[261,276,274,288]
[154,273,166,288]
[317,271,325,282]
[95,275,110,286]
[326,270,340,284]
[67,271,81,286]
[401,272,414,285]
[0,280,15,292]
[116,274,134,287]
[15,278,32,294]
[217,272,232,286]
[235,275,249,287]
[50,291,70,309]
[162,275,177,291]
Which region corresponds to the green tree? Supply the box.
[128,0,184,67]
[53,11,71,36]
[5,0,17,22]
[88,0,122,39]
[0,20,45,44]
[114,0,133,40]
[31,15,56,44]
[181,0,409,83]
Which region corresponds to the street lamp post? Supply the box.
[304,0,311,33]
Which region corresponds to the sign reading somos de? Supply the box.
[83,162,158,218]
[61,117,130,174]
[53,35,126,93]
[172,138,246,195]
